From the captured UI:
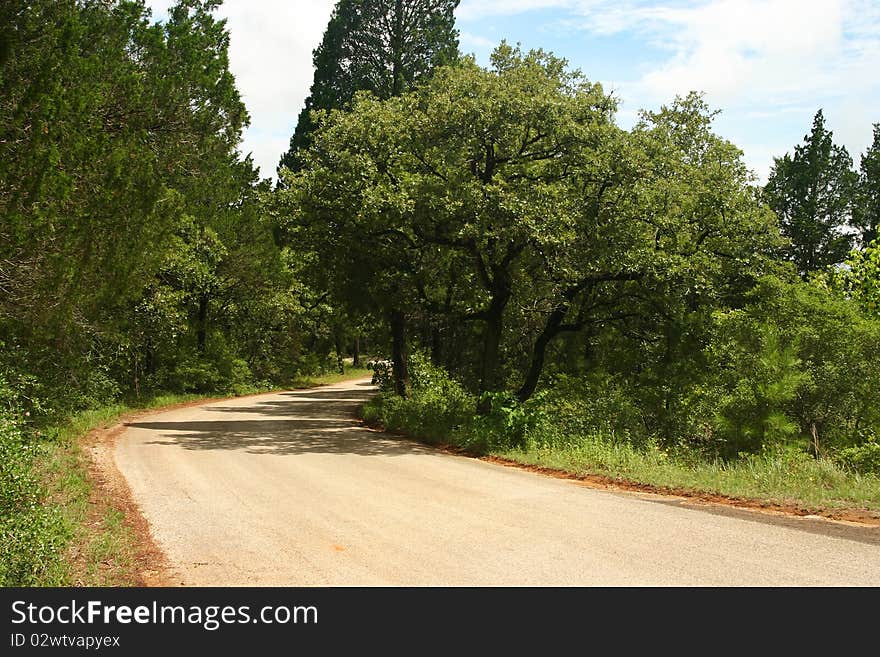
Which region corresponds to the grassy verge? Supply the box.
[288,367,372,388]
[30,367,373,586]
[363,392,880,518]
[494,442,880,514]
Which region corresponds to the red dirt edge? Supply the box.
[359,419,880,528]
[80,391,297,587]
[81,381,372,587]
[479,455,880,527]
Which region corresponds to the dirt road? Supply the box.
[114,378,880,586]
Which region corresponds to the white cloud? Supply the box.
[492,0,880,181]
[146,0,335,180]
[459,30,498,53]
[612,1,847,106]
[625,1,878,181]
[459,0,879,109]
[219,0,336,180]
[457,0,577,21]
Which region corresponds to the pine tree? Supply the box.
[278,0,459,174]
[764,110,857,276]
[854,124,880,247]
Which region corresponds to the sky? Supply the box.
[145,0,880,184]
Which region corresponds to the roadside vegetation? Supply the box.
[2,0,879,585]
[363,356,880,515]
[1,368,370,587]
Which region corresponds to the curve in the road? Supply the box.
[114,378,880,586]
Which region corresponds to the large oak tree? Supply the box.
[277,46,781,406]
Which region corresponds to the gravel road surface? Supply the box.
[114,378,880,586]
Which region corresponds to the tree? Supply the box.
[278,0,460,174]
[854,124,880,247]
[277,45,781,411]
[276,0,460,396]
[764,110,857,276]
[833,241,880,319]
[0,0,299,407]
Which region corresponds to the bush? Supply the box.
[525,373,647,449]
[705,318,807,457]
[697,276,880,457]
[836,431,880,475]
[362,360,475,445]
[168,357,223,393]
[0,410,66,585]
[69,367,122,410]
[367,358,393,392]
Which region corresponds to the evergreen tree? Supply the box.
[764,110,857,276]
[278,0,460,174]
[854,124,880,247]
[277,0,459,396]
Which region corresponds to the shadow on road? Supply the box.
[276,388,374,401]
[125,385,428,457]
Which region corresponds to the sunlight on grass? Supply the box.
[34,366,374,585]
[494,439,880,512]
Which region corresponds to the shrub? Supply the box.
[168,357,222,393]
[836,431,880,475]
[706,318,808,457]
[362,360,475,445]
[0,410,66,585]
[367,358,393,392]
[699,276,880,457]
[526,373,647,448]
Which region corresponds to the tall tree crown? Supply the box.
[764,109,857,276]
[854,123,880,247]
[278,0,460,174]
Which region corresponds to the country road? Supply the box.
[114,378,880,586]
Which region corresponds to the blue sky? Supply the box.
[146,0,880,183]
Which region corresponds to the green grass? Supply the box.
[37,433,139,586]
[363,390,880,517]
[494,440,880,513]
[29,366,374,586]
[289,366,372,388]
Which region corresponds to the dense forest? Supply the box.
[2,0,879,584]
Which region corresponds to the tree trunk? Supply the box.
[517,304,569,403]
[334,325,344,374]
[390,309,409,397]
[196,295,208,353]
[352,335,360,367]
[477,277,512,413]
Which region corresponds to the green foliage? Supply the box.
[526,373,648,448]
[764,110,857,275]
[277,48,782,407]
[832,240,880,318]
[367,359,394,392]
[853,124,880,246]
[280,0,460,172]
[836,433,880,475]
[700,276,880,460]
[467,392,535,452]
[0,403,66,585]
[363,361,475,444]
[0,0,314,419]
[707,317,807,456]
